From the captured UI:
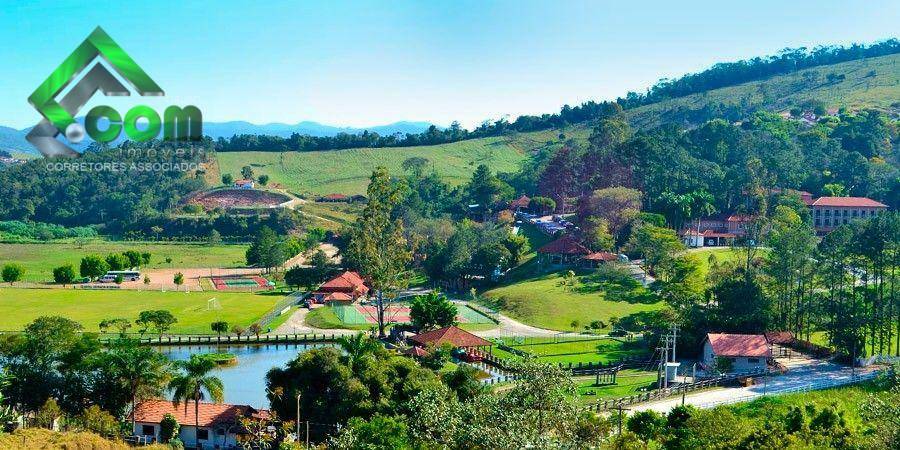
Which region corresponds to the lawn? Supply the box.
[0,288,280,334]
[0,241,249,282]
[575,369,660,403]
[215,136,533,196]
[491,336,650,365]
[687,247,747,280]
[482,267,663,332]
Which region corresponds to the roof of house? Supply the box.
[726,214,754,222]
[508,195,531,209]
[320,271,369,294]
[583,251,618,262]
[811,196,887,208]
[234,179,254,185]
[536,235,591,255]
[322,193,348,200]
[409,326,492,348]
[320,292,353,302]
[130,399,270,428]
[402,346,430,357]
[705,333,771,358]
[764,331,795,345]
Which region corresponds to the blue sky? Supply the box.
[2,0,898,129]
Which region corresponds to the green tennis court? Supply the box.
[331,303,495,325]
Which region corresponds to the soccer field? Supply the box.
[0,288,281,334]
[0,241,249,282]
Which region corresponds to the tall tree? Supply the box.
[345,167,412,337]
[168,355,224,436]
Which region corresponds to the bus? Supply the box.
[100,270,141,282]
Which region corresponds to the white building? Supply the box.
[130,399,270,449]
[701,333,770,374]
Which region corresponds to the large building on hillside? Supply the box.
[810,196,888,233]
[681,195,889,247]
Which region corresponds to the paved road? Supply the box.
[631,358,879,413]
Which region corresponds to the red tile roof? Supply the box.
[583,251,618,262]
[402,346,429,357]
[811,196,887,208]
[319,271,369,295]
[764,331,795,345]
[130,399,269,427]
[409,326,492,348]
[508,195,531,209]
[234,179,254,185]
[536,235,591,255]
[323,193,348,200]
[706,333,771,358]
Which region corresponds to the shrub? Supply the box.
[160,413,179,443]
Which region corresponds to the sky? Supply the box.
[2,0,899,130]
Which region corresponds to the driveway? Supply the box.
[631,358,880,413]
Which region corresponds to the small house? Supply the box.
[233,179,255,189]
[310,271,369,304]
[130,399,270,449]
[701,333,770,374]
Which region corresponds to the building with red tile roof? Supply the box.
[536,235,591,266]
[701,333,770,373]
[507,195,531,211]
[130,399,269,448]
[311,270,369,304]
[408,325,492,349]
[811,196,888,233]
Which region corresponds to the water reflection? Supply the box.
[158,343,333,408]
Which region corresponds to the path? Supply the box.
[272,305,358,335]
[474,313,592,338]
[281,243,341,268]
[631,358,880,413]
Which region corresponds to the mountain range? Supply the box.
[0,120,436,155]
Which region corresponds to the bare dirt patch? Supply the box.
[190,189,292,210]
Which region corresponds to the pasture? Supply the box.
[483,268,663,332]
[490,336,650,365]
[0,288,281,334]
[0,241,249,282]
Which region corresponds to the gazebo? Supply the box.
[536,235,591,266]
[582,251,618,268]
[408,325,492,353]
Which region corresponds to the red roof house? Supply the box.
[311,271,369,304]
[811,197,888,208]
[701,333,770,373]
[508,195,531,211]
[537,235,591,266]
[408,325,492,349]
[130,399,270,447]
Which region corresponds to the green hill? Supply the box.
[213,53,899,195]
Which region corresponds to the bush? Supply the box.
[160,413,179,443]
[76,405,118,436]
[53,265,77,284]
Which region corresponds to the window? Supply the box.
[141,425,155,436]
[815,209,820,217]
[815,219,821,227]
[842,209,848,216]
[217,428,225,436]
[197,429,209,441]
[852,210,858,217]
[747,358,759,363]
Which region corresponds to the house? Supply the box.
[701,333,770,374]
[130,399,270,449]
[507,195,531,212]
[536,235,591,266]
[810,196,888,234]
[233,179,255,189]
[408,325,492,351]
[680,229,737,248]
[725,214,753,236]
[317,193,349,202]
[310,271,369,304]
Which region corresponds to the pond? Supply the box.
[158,342,334,408]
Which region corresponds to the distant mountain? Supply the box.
[1,120,436,155]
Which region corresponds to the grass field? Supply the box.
[215,135,539,196]
[483,268,663,332]
[575,369,659,403]
[491,336,650,365]
[0,241,249,282]
[0,288,280,334]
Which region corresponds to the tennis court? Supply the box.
[210,276,272,290]
[332,303,494,325]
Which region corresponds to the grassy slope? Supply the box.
[483,270,663,332]
[0,241,249,282]
[491,336,649,365]
[575,369,659,403]
[0,288,280,333]
[212,54,899,197]
[625,53,900,128]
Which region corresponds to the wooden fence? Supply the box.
[96,332,339,346]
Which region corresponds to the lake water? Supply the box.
[158,342,334,408]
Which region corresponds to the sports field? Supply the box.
[331,303,495,325]
[0,288,281,334]
[0,241,249,282]
[490,336,650,365]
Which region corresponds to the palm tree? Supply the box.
[168,355,224,446]
[336,333,380,373]
[107,339,171,430]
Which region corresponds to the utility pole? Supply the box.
[615,405,630,435]
[295,393,301,442]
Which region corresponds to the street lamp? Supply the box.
[296,393,301,443]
